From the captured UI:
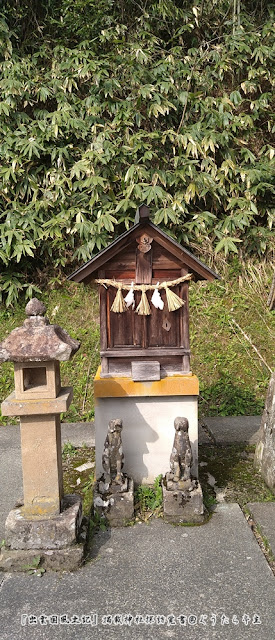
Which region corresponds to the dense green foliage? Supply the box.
[0,0,274,305]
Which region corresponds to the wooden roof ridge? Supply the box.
[68,220,220,283]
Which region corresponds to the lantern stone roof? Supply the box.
[0,298,80,363]
[68,205,220,284]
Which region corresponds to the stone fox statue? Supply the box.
[170,417,192,482]
[102,418,124,485]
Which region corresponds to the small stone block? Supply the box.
[94,478,134,526]
[162,480,205,524]
[5,494,82,550]
[0,545,84,572]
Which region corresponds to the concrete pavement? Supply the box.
[202,415,261,445]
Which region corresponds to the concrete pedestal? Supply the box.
[0,495,85,572]
[94,478,134,527]
[94,368,199,484]
[162,479,205,524]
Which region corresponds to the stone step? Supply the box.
[247,502,275,558]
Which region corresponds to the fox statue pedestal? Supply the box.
[162,417,205,524]
[94,419,134,527]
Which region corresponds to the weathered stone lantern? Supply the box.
[0,299,83,570]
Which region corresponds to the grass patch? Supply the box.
[21,555,46,577]
[190,260,275,417]
[134,475,163,521]
[199,443,275,508]
[62,444,95,517]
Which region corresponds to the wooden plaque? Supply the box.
[131,361,160,382]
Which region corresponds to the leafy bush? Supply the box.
[0,1,274,305]
[135,475,163,515]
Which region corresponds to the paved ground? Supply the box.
[1,416,275,640]
[202,415,261,445]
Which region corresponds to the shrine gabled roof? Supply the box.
[68,219,220,283]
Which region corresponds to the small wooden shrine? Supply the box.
[69,205,219,380]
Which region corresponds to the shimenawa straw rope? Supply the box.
[97,274,192,315]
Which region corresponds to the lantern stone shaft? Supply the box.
[0,299,80,518]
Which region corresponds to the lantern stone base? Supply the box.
[94,368,199,484]
[0,545,84,572]
[162,479,205,524]
[0,495,86,572]
[94,477,134,527]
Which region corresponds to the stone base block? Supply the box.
[94,478,134,526]
[0,545,84,572]
[162,480,205,524]
[4,494,82,551]
[0,495,87,572]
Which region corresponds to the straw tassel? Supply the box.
[111,283,127,313]
[164,283,184,312]
[136,285,151,315]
